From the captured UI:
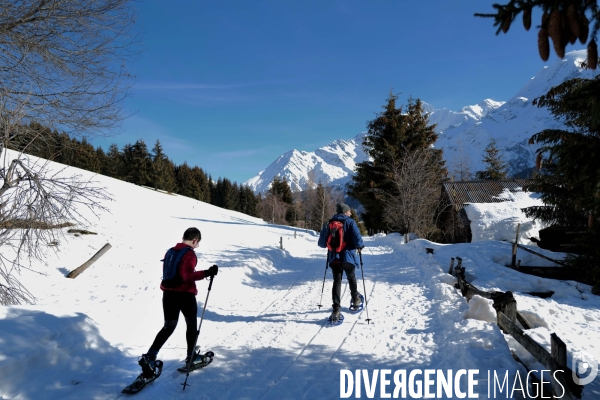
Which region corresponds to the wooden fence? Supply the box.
[448,257,582,399]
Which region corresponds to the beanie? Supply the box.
[336,203,351,214]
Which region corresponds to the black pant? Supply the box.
[331,262,358,310]
[149,290,198,356]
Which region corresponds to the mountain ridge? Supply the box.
[245,50,596,194]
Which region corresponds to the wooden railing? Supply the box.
[448,257,582,399]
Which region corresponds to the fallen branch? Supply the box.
[66,243,112,279]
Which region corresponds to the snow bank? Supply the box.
[464,188,549,244]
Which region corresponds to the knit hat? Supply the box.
[336,202,351,214]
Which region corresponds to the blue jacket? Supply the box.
[318,214,364,268]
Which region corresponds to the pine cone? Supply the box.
[589,213,595,228]
[579,14,589,44]
[542,10,549,26]
[538,28,550,61]
[548,10,565,58]
[535,153,542,170]
[588,39,598,70]
[566,4,580,39]
[523,7,532,31]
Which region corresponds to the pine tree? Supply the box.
[103,143,123,179]
[130,140,153,186]
[271,176,295,223]
[151,140,177,192]
[349,93,445,232]
[191,166,210,202]
[524,75,600,291]
[175,162,203,200]
[475,138,509,180]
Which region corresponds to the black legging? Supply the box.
[331,262,358,310]
[149,290,198,356]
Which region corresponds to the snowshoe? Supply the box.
[177,351,214,373]
[328,310,344,326]
[121,360,163,394]
[349,293,364,314]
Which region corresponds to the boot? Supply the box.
[138,353,157,378]
[352,293,362,308]
[329,307,341,323]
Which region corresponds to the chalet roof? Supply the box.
[442,180,530,208]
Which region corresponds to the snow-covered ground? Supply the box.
[1,151,599,399]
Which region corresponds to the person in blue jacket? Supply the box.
[318,202,364,322]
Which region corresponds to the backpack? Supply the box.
[326,219,346,253]
[161,247,193,288]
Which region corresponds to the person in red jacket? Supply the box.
[139,227,218,376]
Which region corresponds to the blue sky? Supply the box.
[92,0,578,184]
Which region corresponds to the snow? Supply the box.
[464,188,549,244]
[1,150,600,399]
[245,133,368,194]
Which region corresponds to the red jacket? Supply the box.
[160,243,206,295]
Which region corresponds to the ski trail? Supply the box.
[203,255,319,351]
[256,249,381,400]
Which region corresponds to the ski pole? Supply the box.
[358,249,372,324]
[182,275,215,391]
[317,251,328,309]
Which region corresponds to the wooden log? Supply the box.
[66,243,112,279]
[497,312,577,400]
[524,291,554,299]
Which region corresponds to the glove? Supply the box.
[204,265,218,277]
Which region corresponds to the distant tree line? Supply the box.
[10,122,260,218]
[256,175,367,235]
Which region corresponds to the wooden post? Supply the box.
[294,231,297,239]
[404,233,409,243]
[67,243,112,279]
[512,223,521,268]
[493,291,517,328]
[551,333,567,370]
[448,258,455,274]
[280,237,283,250]
[454,257,462,277]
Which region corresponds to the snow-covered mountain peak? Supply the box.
[459,99,505,120]
[246,50,597,193]
[244,133,368,194]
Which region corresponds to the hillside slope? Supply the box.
[0,151,599,399]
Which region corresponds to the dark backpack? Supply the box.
[161,247,193,288]
[326,219,346,253]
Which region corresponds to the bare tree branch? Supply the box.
[0,0,135,303]
[379,149,444,239]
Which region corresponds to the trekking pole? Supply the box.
[182,275,215,391]
[317,251,329,309]
[358,250,372,324]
